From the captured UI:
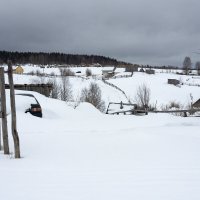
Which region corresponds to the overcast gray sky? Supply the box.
[0,0,200,66]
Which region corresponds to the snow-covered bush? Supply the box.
[134,83,151,108]
[48,79,60,99]
[60,68,75,76]
[86,68,92,77]
[60,77,73,101]
[80,82,105,112]
[161,101,184,116]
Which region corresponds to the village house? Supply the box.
[102,66,115,79]
[192,99,200,108]
[14,66,24,74]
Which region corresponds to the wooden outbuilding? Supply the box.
[102,67,115,79]
[102,70,114,78]
[146,69,155,74]
[168,79,180,85]
[125,65,138,72]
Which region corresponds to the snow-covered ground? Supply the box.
[4,74,128,106]
[108,72,200,108]
[0,91,200,200]
[4,65,200,109]
[3,64,123,77]
[0,65,200,200]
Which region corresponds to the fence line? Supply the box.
[102,79,130,102]
[182,82,200,87]
[111,74,132,79]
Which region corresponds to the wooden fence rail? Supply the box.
[102,79,130,102]
[109,108,200,116]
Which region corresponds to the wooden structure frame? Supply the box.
[106,101,200,117]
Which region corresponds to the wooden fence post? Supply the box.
[7,61,21,158]
[0,67,10,154]
[0,119,1,150]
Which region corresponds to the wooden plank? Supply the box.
[0,67,10,154]
[109,102,136,106]
[7,61,21,158]
[109,109,135,115]
[0,118,1,151]
[149,109,200,113]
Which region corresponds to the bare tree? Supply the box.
[86,68,92,77]
[183,56,192,75]
[195,61,200,75]
[60,68,75,76]
[60,77,73,101]
[30,75,46,84]
[35,69,43,76]
[48,79,60,99]
[80,82,105,112]
[134,83,151,108]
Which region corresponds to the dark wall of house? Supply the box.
[5,84,53,97]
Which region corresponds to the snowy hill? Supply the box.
[108,72,200,107]
[0,65,200,200]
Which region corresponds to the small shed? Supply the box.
[146,69,155,74]
[102,67,115,78]
[125,65,138,72]
[168,79,180,86]
[192,99,200,108]
[139,68,145,72]
[14,66,24,74]
[102,70,114,78]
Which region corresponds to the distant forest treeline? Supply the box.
[0,51,132,66]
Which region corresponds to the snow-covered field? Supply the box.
[0,65,200,200]
[109,73,200,108]
[3,65,200,108]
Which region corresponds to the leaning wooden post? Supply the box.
[0,67,10,154]
[0,119,1,150]
[7,61,20,158]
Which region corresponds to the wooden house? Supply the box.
[192,99,200,108]
[14,66,24,74]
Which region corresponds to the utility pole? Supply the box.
[0,67,10,154]
[7,60,20,158]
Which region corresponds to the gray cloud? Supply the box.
[0,0,200,66]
